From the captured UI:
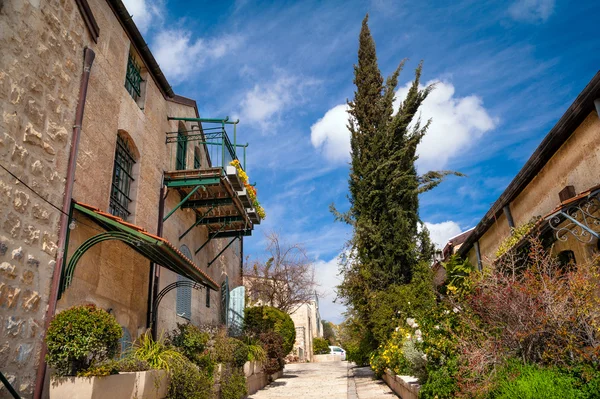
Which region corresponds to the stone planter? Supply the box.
[50,369,168,399]
[243,361,255,377]
[381,369,419,399]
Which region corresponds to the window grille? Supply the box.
[125,53,143,101]
[109,135,136,219]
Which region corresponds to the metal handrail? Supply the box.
[166,126,247,172]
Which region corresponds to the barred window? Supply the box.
[109,135,136,219]
[125,53,143,102]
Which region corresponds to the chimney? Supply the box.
[558,185,576,203]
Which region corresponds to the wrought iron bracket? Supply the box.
[208,237,238,267]
[179,206,215,240]
[59,231,143,299]
[163,185,205,222]
[195,224,228,255]
[547,189,600,243]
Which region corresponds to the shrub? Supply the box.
[45,304,122,376]
[491,362,583,399]
[259,331,286,375]
[213,333,249,367]
[134,331,185,372]
[168,323,210,363]
[244,306,296,354]
[167,357,213,399]
[313,338,330,355]
[220,367,248,399]
[247,344,267,362]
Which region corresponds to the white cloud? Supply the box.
[152,30,240,83]
[311,80,497,170]
[395,80,498,170]
[509,0,555,22]
[310,104,350,163]
[239,75,317,129]
[424,221,463,249]
[121,0,161,34]
[313,255,346,324]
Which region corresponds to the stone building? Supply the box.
[456,71,600,269]
[0,0,260,397]
[288,295,322,362]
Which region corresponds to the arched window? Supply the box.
[176,245,193,320]
[109,131,139,220]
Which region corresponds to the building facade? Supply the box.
[0,1,259,397]
[288,296,322,362]
[455,71,600,270]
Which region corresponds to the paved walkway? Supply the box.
[248,362,397,399]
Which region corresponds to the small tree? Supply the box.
[322,320,337,345]
[313,337,331,355]
[244,232,317,313]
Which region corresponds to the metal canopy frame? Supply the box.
[58,203,219,299]
[149,279,205,331]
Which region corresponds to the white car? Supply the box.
[328,345,346,360]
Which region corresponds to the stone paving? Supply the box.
[248,362,397,399]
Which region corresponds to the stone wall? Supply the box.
[0,0,245,397]
[0,0,88,396]
[467,111,600,267]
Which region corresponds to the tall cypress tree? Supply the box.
[337,15,455,352]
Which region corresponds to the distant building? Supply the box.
[288,294,323,362]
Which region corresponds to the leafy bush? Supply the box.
[167,356,213,399]
[220,367,248,399]
[259,331,286,375]
[247,343,267,362]
[244,306,296,354]
[313,338,330,355]
[213,333,249,367]
[45,304,122,376]
[134,331,185,372]
[495,217,539,258]
[169,323,210,362]
[491,362,583,399]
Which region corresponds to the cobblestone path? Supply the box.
[248,362,397,399]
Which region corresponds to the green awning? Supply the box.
[59,202,218,298]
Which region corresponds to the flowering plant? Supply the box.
[230,160,266,219]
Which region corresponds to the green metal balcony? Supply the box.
[165,117,247,175]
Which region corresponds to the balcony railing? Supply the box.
[165,121,247,173]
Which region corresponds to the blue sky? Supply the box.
[123,0,599,323]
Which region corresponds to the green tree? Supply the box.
[322,320,337,345]
[336,15,457,352]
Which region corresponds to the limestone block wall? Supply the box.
[0,0,88,396]
[466,111,600,266]
[289,304,314,361]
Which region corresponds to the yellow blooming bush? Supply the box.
[230,160,266,219]
[370,326,415,377]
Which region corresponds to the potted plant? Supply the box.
[46,305,169,399]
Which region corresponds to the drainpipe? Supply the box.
[150,184,167,340]
[34,47,95,399]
